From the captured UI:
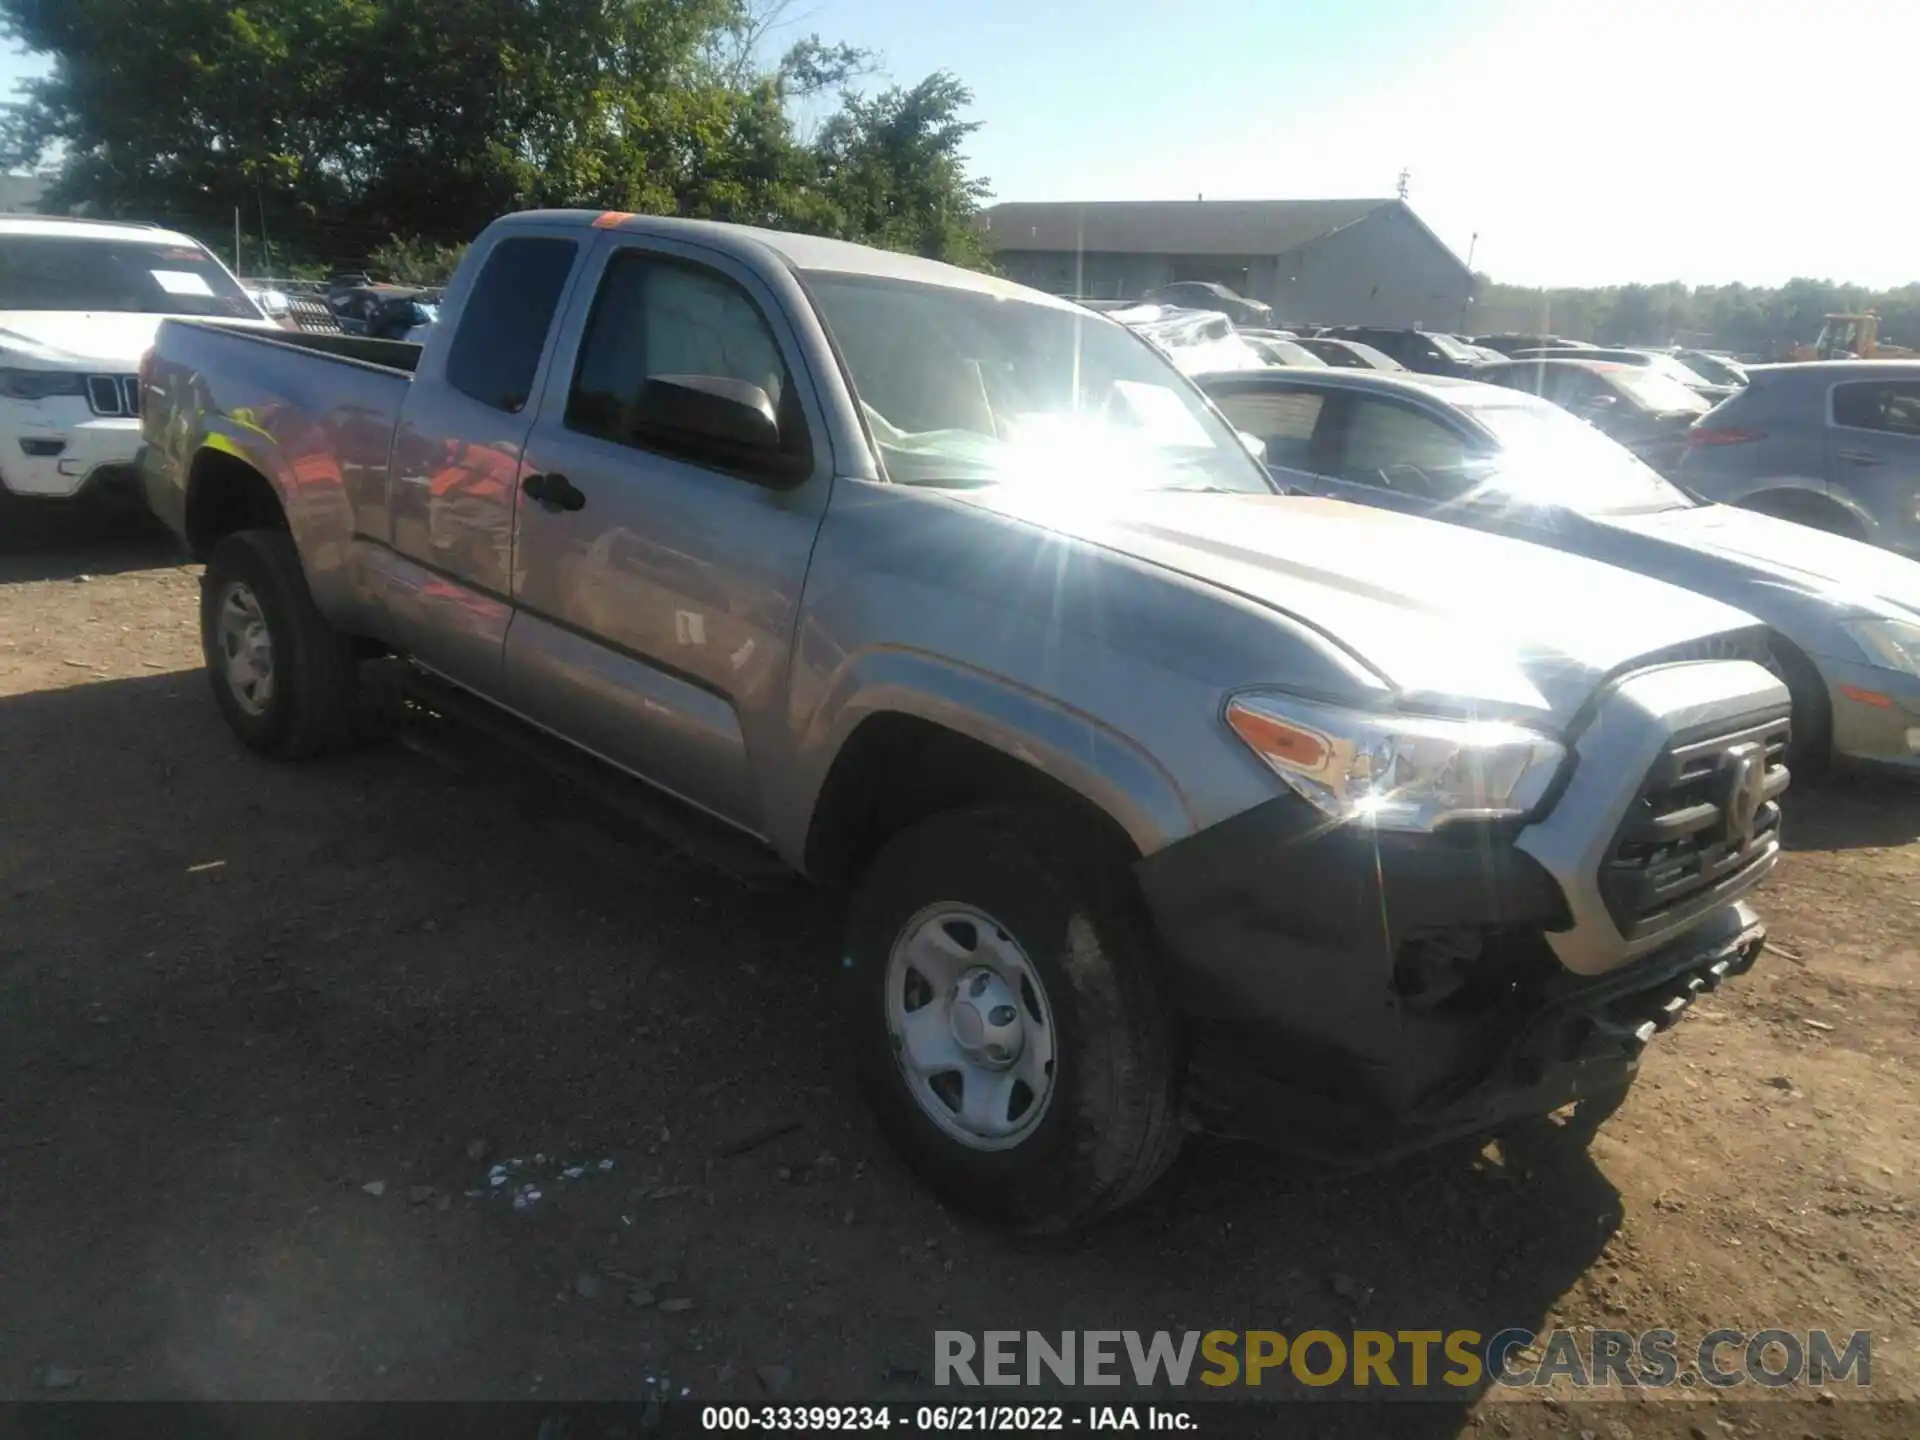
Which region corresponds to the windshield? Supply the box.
[1426,332,1478,360]
[1454,400,1695,513]
[804,272,1274,494]
[1646,354,1715,388]
[1610,367,1711,413]
[1681,352,1745,385]
[0,235,261,317]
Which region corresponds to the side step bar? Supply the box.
[394,665,798,889]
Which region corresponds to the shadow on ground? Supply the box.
[0,668,1626,1432]
[1783,769,1920,852]
[0,491,180,583]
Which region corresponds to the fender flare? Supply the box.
[780,646,1198,867]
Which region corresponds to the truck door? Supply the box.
[383,226,586,692]
[500,234,835,837]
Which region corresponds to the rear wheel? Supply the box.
[844,803,1184,1232]
[200,529,362,758]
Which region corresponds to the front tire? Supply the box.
[844,803,1183,1232]
[1766,636,1832,779]
[200,529,361,758]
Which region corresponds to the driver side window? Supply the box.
[567,249,806,474]
[1337,399,1471,486]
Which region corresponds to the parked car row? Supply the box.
[1193,364,1920,778]
[1106,297,1920,569]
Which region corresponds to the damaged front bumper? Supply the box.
[1135,793,1770,1167]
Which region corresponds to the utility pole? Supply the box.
[234,207,243,276]
[1461,232,1480,332]
[1396,168,1410,201]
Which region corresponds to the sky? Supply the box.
[7,1,1920,289]
[796,0,1920,289]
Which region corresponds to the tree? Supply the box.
[367,235,467,286]
[813,73,992,268]
[0,0,993,270]
[1472,272,1920,358]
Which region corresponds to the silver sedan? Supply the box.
[1197,366,1920,776]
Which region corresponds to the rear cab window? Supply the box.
[444,236,580,413]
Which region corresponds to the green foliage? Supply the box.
[367,235,469,286]
[813,73,994,269]
[0,0,994,271]
[1473,275,1920,359]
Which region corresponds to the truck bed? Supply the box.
[190,319,424,375]
[142,318,419,584]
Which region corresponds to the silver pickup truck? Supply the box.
[140,211,1791,1231]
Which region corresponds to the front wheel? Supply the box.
[844,804,1184,1232]
[1765,637,1832,779]
[200,528,362,758]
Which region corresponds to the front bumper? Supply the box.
[0,398,143,500]
[1136,658,1789,1164]
[1815,652,1920,773]
[1137,796,1769,1162]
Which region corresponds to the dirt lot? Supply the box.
[3,500,1917,1435]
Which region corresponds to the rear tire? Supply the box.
[200,529,361,758]
[843,803,1184,1232]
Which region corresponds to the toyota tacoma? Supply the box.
[140,211,1791,1230]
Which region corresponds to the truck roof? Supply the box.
[497,210,1075,309]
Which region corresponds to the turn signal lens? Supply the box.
[1224,706,1331,770]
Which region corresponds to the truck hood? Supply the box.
[959,489,1761,726]
[1599,503,1920,619]
[0,311,269,369]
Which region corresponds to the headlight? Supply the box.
[0,368,87,401]
[1840,617,1920,677]
[1225,693,1566,832]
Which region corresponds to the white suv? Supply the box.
[0,217,273,501]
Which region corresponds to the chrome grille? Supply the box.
[85,374,140,417]
[1600,713,1790,940]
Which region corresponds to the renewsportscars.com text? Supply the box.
[935,1329,1871,1392]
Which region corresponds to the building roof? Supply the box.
[979,198,1395,256]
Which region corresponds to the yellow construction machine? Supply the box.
[1793,312,1920,361]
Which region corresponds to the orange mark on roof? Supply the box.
[593,211,635,229]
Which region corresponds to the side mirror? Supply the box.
[1584,392,1619,411]
[630,374,803,481]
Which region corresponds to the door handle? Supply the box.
[1837,449,1885,467]
[523,471,586,511]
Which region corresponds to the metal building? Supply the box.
[980,197,1474,328]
